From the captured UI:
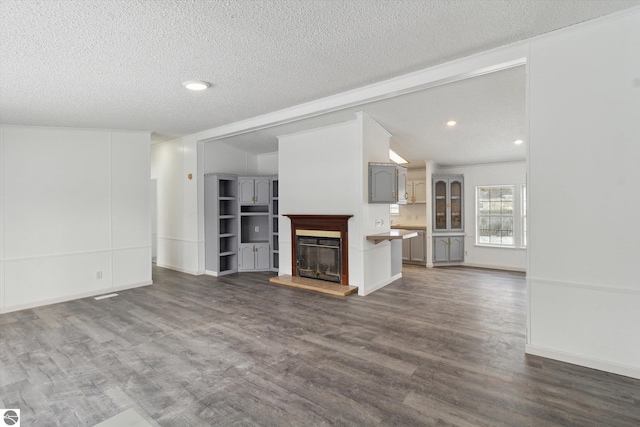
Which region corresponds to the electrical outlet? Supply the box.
[96,271,103,279]
[254,226,259,232]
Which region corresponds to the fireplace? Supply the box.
[285,215,352,285]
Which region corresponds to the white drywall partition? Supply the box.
[0,125,151,313]
[527,11,640,378]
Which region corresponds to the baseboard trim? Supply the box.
[525,344,640,380]
[156,262,198,275]
[0,280,153,314]
[463,263,526,272]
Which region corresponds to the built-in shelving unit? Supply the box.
[271,178,279,272]
[238,176,271,271]
[205,174,238,276]
[432,174,465,265]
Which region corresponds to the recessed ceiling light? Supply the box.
[514,139,524,145]
[446,120,457,127]
[389,149,408,164]
[182,80,211,91]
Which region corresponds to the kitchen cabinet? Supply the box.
[368,163,408,204]
[239,177,270,205]
[433,175,464,231]
[238,243,270,271]
[408,180,427,204]
[401,230,426,264]
[433,235,464,263]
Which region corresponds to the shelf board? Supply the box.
[240,212,269,217]
[220,251,236,257]
[273,232,279,236]
[219,196,237,200]
[220,215,236,219]
[273,250,279,254]
[242,240,269,244]
[219,233,236,238]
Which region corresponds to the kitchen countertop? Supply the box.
[366,229,418,244]
[390,224,427,230]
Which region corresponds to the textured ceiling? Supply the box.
[1,0,639,164]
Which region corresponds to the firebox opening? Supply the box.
[296,229,341,284]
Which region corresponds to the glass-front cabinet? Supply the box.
[432,175,464,232]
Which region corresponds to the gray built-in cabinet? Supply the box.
[239,177,270,205]
[433,235,464,263]
[433,175,464,231]
[238,176,273,272]
[204,174,239,276]
[205,174,277,275]
[432,174,465,264]
[368,163,408,204]
[271,178,279,272]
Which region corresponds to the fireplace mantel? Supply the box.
[285,214,352,285]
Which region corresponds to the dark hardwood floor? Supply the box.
[1,265,639,426]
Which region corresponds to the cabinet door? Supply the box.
[396,166,408,205]
[254,179,270,205]
[433,179,448,230]
[410,231,425,263]
[413,181,427,203]
[433,237,449,263]
[449,179,463,231]
[369,164,396,203]
[255,243,270,270]
[238,179,255,204]
[449,236,464,262]
[238,244,255,271]
[402,238,411,262]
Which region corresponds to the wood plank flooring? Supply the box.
[1,265,639,426]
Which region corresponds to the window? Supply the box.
[476,186,514,246]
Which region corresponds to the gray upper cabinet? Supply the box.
[368,163,408,204]
[433,175,464,231]
[239,177,270,205]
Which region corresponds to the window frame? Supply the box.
[475,185,516,248]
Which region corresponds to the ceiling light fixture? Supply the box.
[446,120,457,127]
[389,149,408,164]
[514,139,524,145]
[182,80,211,91]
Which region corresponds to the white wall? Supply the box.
[0,125,151,313]
[439,161,526,271]
[151,135,203,274]
[257,152,278,175]
[527,11,640,378]
[204,140,259,175]
[278,113,393,295]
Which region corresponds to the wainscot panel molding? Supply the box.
[528,278,640,375]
